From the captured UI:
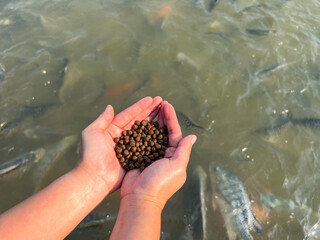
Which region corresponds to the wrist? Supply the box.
[121,194,165,213]
[110,194,162,240]
[73,163,110,196]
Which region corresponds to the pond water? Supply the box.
[1,0,320,239]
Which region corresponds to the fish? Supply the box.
[176,111,208,133]
[261,193,320,239]
[186,166,208,240]
[176,52,200,71]
[0,104,56,140]
[0,148,46,177]
[260,193,296,212]
[23,126,61,140]
[256,113,320,134]
[0,64,4,83]
[195,0,219,12]
[209,162,262,240]
[71,212,190,239]
[254,62,295,80]
[33,135,79,192]
[245,29,276,36]
[58,58,69,80]
[76,213,117,229]
[241,4,269,12]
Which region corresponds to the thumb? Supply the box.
[90,105,114,131]
[121,169,140,196]
[171,135,197,168]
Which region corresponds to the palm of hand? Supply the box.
[120,102,195,208]
[79,97,162,193]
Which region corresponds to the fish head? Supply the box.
[208,162,229,184]
[32,148,46,163]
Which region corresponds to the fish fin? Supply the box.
[250,217,263,234]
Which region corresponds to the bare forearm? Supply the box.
[0,166,109,240]
[110,195,162,240]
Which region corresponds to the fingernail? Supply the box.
[105,105,111,111]
[191,135,197,145]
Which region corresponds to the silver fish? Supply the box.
[0,148,46,177]
[254,62,295,80]
[177,111,207,133]
[195,0,219,12]
[186,166,208,240]
[209,162,262,240]
[76,213,117,229]
[257,113,320,135]
[0,105,56,140]
[34,135,79,192]
[245,29,276,36]
[0,64,4,83]
[24,126,61,140]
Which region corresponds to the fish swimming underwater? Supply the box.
[261,193,320,240]
[0,105,56,140]
[33,135,79,192]
[176,111,208,133]
[0,64,4,83]
[185,166,208,240]
[194,0,219,12]
[254,62,295,80]
[0,148,46,177]
[209,162,262,240]
[256,113,320,135]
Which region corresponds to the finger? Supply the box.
[147,105,161,122]
[121,169,140,190]
[158,101,165,127]
[89,105,114,131]
[112,97,153,128]
[123,96,162,129]
[171,135,197,168]
[164,103,182,147]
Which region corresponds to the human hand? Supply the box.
[77,96,162,193]
[120,101,197,209]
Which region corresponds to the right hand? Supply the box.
[120,101,197,210]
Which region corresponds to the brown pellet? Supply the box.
[138,157,144,163]
[135,120,141,126]
[114,119,169,172]
[134,162,140,168]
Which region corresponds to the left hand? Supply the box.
[77,96,162,193]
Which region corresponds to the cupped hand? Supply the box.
[120,101,197,209]
[78,96,162,193]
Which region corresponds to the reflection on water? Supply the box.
[1,0,320,239]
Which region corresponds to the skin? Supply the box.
[0,96,196,240]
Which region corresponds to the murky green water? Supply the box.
[1,0,320,239]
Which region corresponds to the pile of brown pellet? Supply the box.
[114,120,168,171]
